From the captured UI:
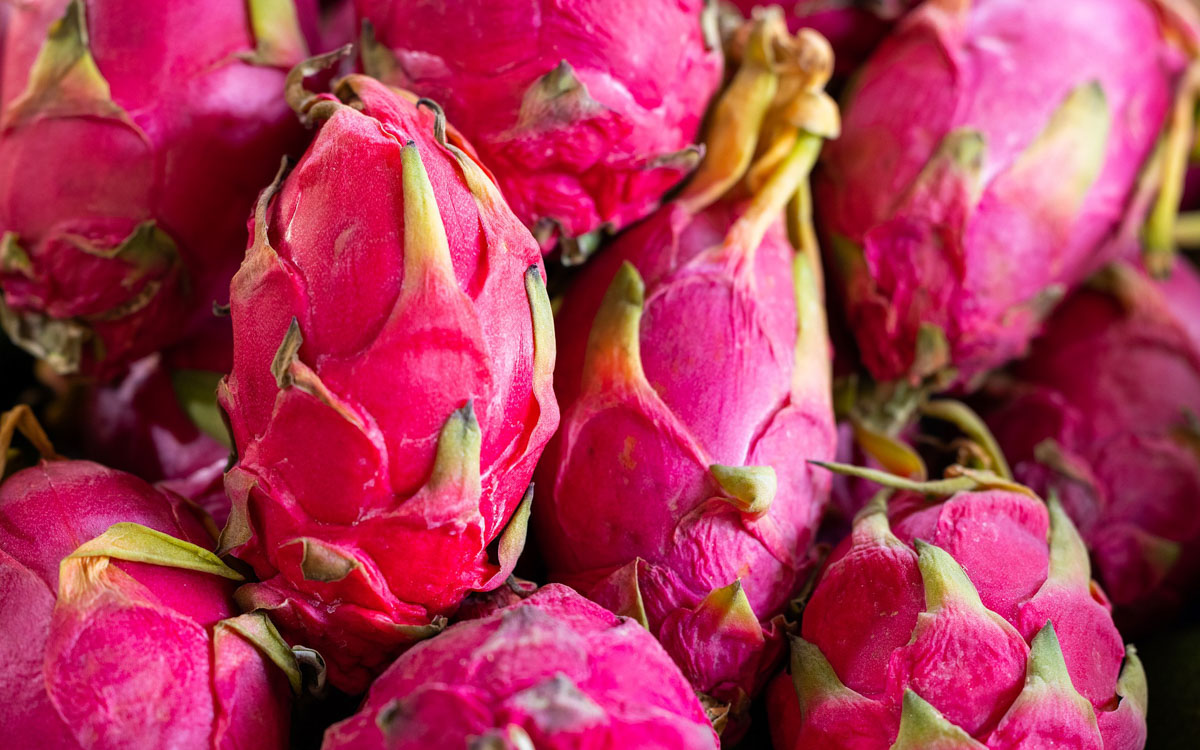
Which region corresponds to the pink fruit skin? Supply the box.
[0,460,289,749]
[536,197,835,708]
[320,584,719,750]
[777,489,1142,748]
[220,75,559,693]
[0,0,312,378]
[819,0,1192,385]
[982,261,1200,617]
[354,0,722,248]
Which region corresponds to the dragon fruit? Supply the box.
[354,0,722,260]
[819,0,1198,387]
[0,0,312,378]
[773,469,1146,749]
[0,406,298,749]
[979,260,1200,615]
[218,61,559,693]
[321,584,720,750]
[534,15,838,725]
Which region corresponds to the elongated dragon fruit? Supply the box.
[535,15,838,727]
[820,0,1198,387]
[321,584,720,749]
[0,0,311,378]
[354,0,722,260]
[218,60,559,693]
[980,261,1200,615]
[773,469,1147,749]
[0,406,297,749]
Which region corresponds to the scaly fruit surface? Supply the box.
[0,0,311,377]
[820,0,1197,386]
[980,261,1200,616]
[219,66,558,693]
[535,16,838,727]
[772,476,1146,749]
[321,584,720,750]
[0,407,296,750]
[355,0,722,259]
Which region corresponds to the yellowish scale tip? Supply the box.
[581,262,647,392]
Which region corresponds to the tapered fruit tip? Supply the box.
[711,464,777,515]
[416,98,448,145]
[581,262,646,390]
[1045,492,1092,587]
[401,141,455,287]
[428,401,483,491]
[892,690,983,749]
[1027,622,1075,687]
[270,317,304,389]
[789,635,850,703]
[915,540,985,612]
[1117,645,1148,713]
[697,579,760,634]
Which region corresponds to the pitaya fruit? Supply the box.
[0,406,299,749]
[218,59,559,693]
[534,15,838,725]
[0,0,312,378]
[772,468,1147,749]
[354,0,722,260]
[819,0,1199,387]
[979,260,1200,615]
[320,584,720,750]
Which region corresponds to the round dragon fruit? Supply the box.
[534,15,839,726]
[773,468,1147,749]
[819,0,1198,387]
[320,584,720,750]
[354,0,722,260]
[0,0,312,378]
[218,59,559,693]
[979,261,1200,616]
[0,406,298,749]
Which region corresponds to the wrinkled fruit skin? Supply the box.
[77,332,231,524]
[981,261,1200,617]
[321,584,719,750]
[0,0,311,378]
[0,460,289,749]
[355,0,722,250]
[535,198,836,712]
[776,489,1146,749]
[220,75,559,693]
[819,0,1191,385]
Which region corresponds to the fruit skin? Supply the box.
[355,0,722,256]
[0,453,292,749]
[773,485,1146,749]
[0,0,312,378]
[320,584,720,750]
[218,70,559,693]
[819,0,1194,386]
[980,261,1200,616]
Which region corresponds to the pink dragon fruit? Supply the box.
[218,61,559,693]
[819,0,1198,387]
[0,406,298,749]
[0,0,312,378]
[772,469,1147,749]
[354,0,722,260]
[534,16,838,726]
[321,584,720,750]
[979,260,1200,616]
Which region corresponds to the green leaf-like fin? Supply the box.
[66,522,243,581]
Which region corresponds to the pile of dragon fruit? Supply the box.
[6,0,1200,747]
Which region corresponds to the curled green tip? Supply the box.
[891,690,984,749]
